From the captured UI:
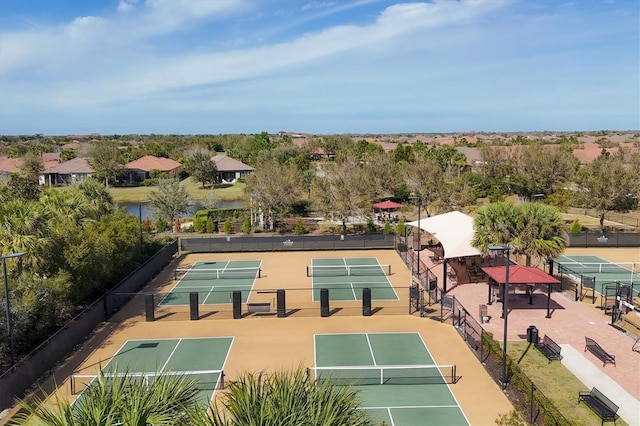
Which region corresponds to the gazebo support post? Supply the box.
[546,283,552,318]
[488,280,493,305]
[443,259,448,294]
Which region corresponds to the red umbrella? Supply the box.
[373,200,402,209]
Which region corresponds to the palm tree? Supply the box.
[14,369,203,426]
[190,368,373,426]
[471,202,520,252]
[0,199,52,273]
[511,202,567,266]
[472,202,567,266]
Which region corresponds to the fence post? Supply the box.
[530,384,535,424]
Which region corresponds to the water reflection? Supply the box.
[119,200,247,220]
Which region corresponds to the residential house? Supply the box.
[211,154,254,183]
[123,155,183,183]
[0,157,22,176]
[41,152,61,168]
[40,157,95,185]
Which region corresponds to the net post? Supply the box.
[258,268,261,279]
[380,368,384,385]
[219,371,225,389]
[70,376,75,395]
[306,266,310,277]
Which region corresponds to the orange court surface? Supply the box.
[3,249,513,425]
[4,247,639,425]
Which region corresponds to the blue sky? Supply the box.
[0,0,638,135]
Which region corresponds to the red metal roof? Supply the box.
[373,200,402,209]
[481,265,560,285]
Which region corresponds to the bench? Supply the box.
[578,387,619,425]
[535,335,562,362]
[585,337,616,366]
[247,302,271,313]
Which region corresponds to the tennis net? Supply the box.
[558,262,638,275]
[307,264,391,277]
[307,364,457,386]
[174,267,261,281]
[70,369,225,394]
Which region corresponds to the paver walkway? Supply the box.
[560,344,639,425]
[447,277,639,398]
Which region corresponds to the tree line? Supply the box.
[0,175,165,373]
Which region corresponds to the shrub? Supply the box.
[293,219,306,235]
[241,218,251,234]
[383,220,393,235]
[154,217,168,233]
[206,218,214,234]
[568,219,584,233]
[223,219,233,234]
[365,219,378,233]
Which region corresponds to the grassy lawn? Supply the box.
[507,341,627,426]
[108,178,248,203]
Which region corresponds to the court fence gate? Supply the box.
[395,235,439,315]
[556,263,639,310]
[441,295,571,426]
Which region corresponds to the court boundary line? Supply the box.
[556,255,640,297]
[313,332,470,425]
[310,257,400,302]
[73,337,235,406]
[363,404,462,409]
[365,334,377,366]
[160,338,183,372]
[160,260,262,306]
[413,332,470,425]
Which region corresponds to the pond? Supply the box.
[119,200,248,220]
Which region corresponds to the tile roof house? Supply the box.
[123,155,183,183]
[211,154,254,183]
[41,152,61,169]
[0,157,23,175]
[40,157,95,185]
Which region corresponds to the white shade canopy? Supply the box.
[407,211,482,259]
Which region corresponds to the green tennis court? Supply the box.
[555,255,640,297]
[310,257,399,301]
[160,260,261,305]
[71,337,233,406]
[313,332,469,426]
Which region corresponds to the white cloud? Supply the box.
[117,0,137,13]
[0,0,637,134]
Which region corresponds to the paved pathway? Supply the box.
[560,344,639,425]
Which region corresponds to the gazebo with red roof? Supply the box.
[373,200,402,222]
[482,265,561,318]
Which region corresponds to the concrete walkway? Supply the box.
[560,344,639,426]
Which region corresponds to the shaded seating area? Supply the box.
[373,200,402,223]
[407,211,483,293]
[481,265,561,318]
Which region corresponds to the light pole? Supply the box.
[409,196,421,279]
[489,245,510,389]
[2,251,26,366]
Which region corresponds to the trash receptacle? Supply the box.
[479,304,488,323]
[527,325,539,344]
